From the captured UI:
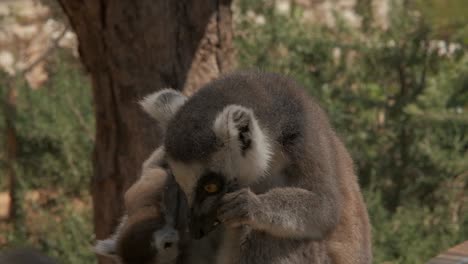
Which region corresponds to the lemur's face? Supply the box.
[140,89,273,239]
[168,104,271,203]
[167,104,272,238]
[168,161,239,239]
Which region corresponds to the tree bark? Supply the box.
[56,1,234,263]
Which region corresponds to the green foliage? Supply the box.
[15,54,94,193]
[367,188,468,263]
[236,0,468,263]
[0,51,95,263]
[416,0,468,43]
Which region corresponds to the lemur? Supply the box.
[93,148,220,264]
[140,70,372,264]
[93,162,181,264]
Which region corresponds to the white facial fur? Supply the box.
[139,88,187,128]
[167,159,205,205]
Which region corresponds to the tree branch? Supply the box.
[19,26,69,76]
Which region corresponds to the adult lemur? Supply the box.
[140,70,372,264]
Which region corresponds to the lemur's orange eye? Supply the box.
[204,183,219,193]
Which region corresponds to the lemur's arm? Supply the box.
[218,181,341,240]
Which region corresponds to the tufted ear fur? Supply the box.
[213,105,272,181]
[213,105,258,154]
[139,89,187,130]
[94,237,119,260]
[93,215,128,261]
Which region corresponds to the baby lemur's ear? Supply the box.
[139,89,187,130]
[93,237,118,259]
[213,104,272,179]
[93,215,128,261]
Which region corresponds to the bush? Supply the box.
[0,51,96,264]
[235,0,468,262]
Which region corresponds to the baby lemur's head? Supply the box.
[93,168,181,264]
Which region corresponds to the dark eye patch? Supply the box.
[190,173,241,239]
[190,172,226,239]
[192,172,227,218]
[196,172,225,196]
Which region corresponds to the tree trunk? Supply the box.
[56,1,234,263]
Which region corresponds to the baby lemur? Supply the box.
[140,70,372,264]
[93,163,181,264]
[93,148,220,264]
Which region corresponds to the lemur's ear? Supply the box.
[213,105,255,154]
[93,237,118,259]
[213,105,272,181]
[93,216,128,260]
[139,89,187,130]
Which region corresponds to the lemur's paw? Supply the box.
[217,188,260,228]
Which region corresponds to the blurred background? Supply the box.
[0,0,467,263]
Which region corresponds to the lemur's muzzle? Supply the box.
[189,181,239,240]
[189,206,220,240]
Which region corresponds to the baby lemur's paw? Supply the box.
[217,188,261,228]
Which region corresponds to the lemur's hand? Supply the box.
[217,188,262,228]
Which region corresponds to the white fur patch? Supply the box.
[93,215,128,259]
[152,226,180,264]
[93,238,117,257]
[168,159,205,205]
[212,105,272,184]
[139,89,187,129]
[153,226,179,249]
